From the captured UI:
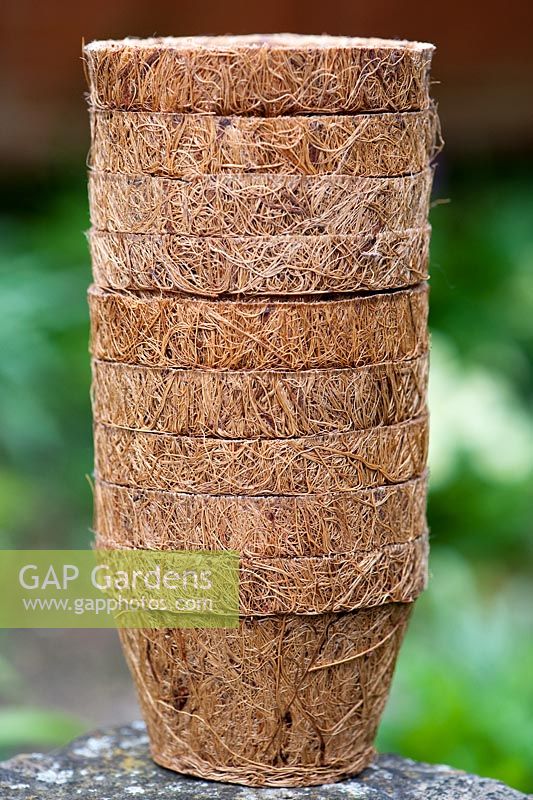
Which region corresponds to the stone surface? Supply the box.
[0,723,530,799]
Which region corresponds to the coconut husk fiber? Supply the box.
[89,108,440,178]
[84,35,434,116]
[93,415,428,496]
[94,473,427,557]
[88,169,433,236]
[91,356,428,438]
[88,285,428,371]
[95,532,428,615]
[88,226,430,296]
[119,602,413,786]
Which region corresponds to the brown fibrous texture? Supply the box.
[96,533,427,615]
[88,169,432,236]
[91,356,428,438]
[84,35,434,116]
[88,285,428,371]
[89,108,440,178]
[88,226,430,296]
[86,30,435,788]
[94,474,427,557]
[93,416,428,496]
[119,602,413,786]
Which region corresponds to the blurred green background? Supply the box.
[1,0,532,793]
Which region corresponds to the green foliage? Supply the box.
[0,161,532,789]
[430,161,533,382]
[0,649,84,758]
[0,707,85,758]
[379,550,533,791]
[0,174,92,550]
[427,160,533,569]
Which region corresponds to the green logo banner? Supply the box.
[0,550,239,628]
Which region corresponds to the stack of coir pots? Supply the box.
[84,34,440,788]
